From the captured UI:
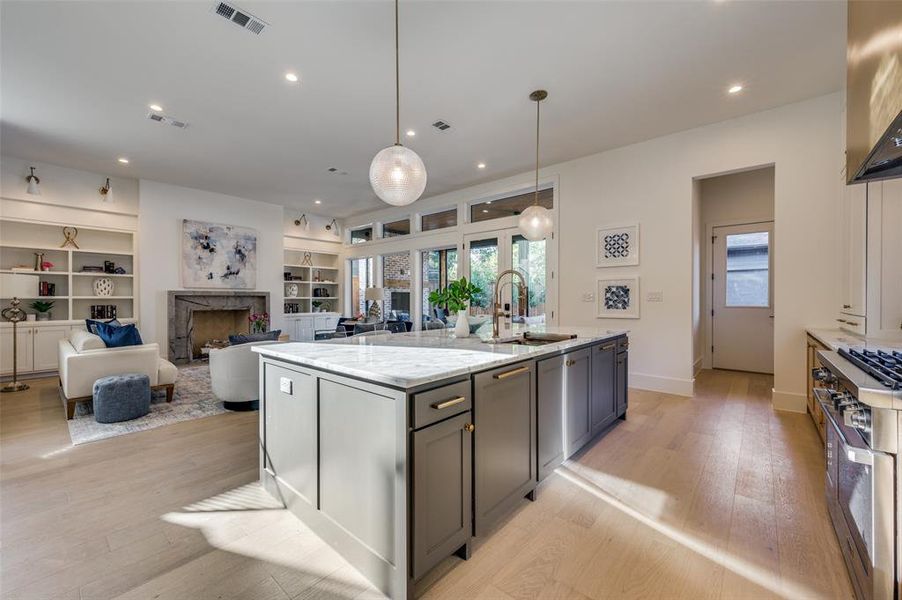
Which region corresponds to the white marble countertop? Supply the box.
[807,328,902,352]
[254,325,628,389]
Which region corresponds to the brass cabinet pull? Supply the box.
[842,304,852,309]
[431,396,466,410]
[494,365,530,380]
[836,319,847,323]
[599,344,615,352]
[565,359,576,367]
[463,423,475,432]
[846,321,859,326]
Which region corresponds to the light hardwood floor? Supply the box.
[1,370,853,600]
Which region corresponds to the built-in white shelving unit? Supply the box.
[283,249,341,314]
[0,219,137,324]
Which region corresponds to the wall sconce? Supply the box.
[25,166,41,195]
[294,214,310,231]
[99,178,113,203]
[326,218,340,236]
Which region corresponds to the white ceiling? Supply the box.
[1,1,845,217]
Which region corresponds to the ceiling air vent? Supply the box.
[146,112,190,129]
[211,2,267,35]
[432,120,451,131]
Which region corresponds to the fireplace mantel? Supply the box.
[167,290,269,363]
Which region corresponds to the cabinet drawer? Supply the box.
[835,314,866,336]
[412,380,471,429]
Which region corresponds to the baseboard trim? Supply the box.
[772,389,806,413]
[692,358,703,377]
[630,372,694,397]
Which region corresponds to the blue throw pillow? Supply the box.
[85,318,121,335]
[95,322,143,348]
[228,330,281,345]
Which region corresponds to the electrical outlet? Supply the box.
[647,291,664,302]
[582,292,595,302]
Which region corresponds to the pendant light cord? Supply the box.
[395,0,400,146]
[534,96,540,205]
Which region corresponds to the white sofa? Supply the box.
[208,340,279,410]
[58,330,178,419]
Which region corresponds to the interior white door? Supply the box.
[712,222,774,374]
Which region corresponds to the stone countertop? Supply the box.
[807,328,902,352]
[253,325,628,389]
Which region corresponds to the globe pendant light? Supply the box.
[518,90,553,241]
[369,0,427,207]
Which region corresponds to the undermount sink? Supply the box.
[489,332,577,346]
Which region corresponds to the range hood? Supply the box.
[846,0,902,183]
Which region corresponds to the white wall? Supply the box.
[696,167,776,369]
[344,93,843,409]
[138,180,285,349]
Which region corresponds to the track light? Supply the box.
[25,167,41,195]
[294,214,310,231]
[99,178,114,203]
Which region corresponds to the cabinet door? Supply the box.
[0,327,34,375]
[412,411,472,581]
[564,348,591,457]
[33,327,68,371]
[473,361,536,536]
[616,351,628,417]
[537,356,564,482]
[590,342,617,436]
[841,183,867,317]
[262,363,318,505]
[297,316,315,342]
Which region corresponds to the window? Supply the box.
[350,227,373,244]
[725,232,769,307]
[383,219,410,238]
[467,238,498,316]
[421,248,458,325]
[382,252,411,322]
[511,234,546,321]
[350,257,374,316]
[421,208,458,232]
[470,187,553,224]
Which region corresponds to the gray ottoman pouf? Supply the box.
[93,373,151,423]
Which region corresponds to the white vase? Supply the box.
[453,309,470,337]
[93,277,114,297]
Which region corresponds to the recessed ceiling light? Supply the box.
[285,72,299,83]
[314,199,322,205]
[406,130,415,137]
[149,103,163,112]
[117,157,129,164]
[477,162,486,169]
[728,84,743,94]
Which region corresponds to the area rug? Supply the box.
[67,365,231,446]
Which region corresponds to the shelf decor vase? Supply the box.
[286,283,299,298]
[93,277,114,297]
[453,309,470,338]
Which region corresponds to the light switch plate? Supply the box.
[280,377,293,395]
[647,291,664,302]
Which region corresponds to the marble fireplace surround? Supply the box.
[168,291,269,363]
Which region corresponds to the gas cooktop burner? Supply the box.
[838,347,902,390]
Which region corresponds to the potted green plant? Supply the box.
[428,277,483,337]
[29,300,54,321]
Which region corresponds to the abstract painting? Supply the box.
[596,276,639,319]
[181,220,257,289]
[597,223,639,267]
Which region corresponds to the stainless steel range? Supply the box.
[813,347,902,600]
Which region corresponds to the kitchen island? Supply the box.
[253,326,629,599]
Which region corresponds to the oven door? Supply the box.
[835,421,895,600]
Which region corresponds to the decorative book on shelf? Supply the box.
[90,305,118,319]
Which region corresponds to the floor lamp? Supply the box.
[1,274,39,393]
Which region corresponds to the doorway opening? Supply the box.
[692,166,775,375]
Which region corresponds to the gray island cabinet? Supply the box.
[254,327,628,599]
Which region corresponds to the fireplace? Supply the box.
[167,291,269,363]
